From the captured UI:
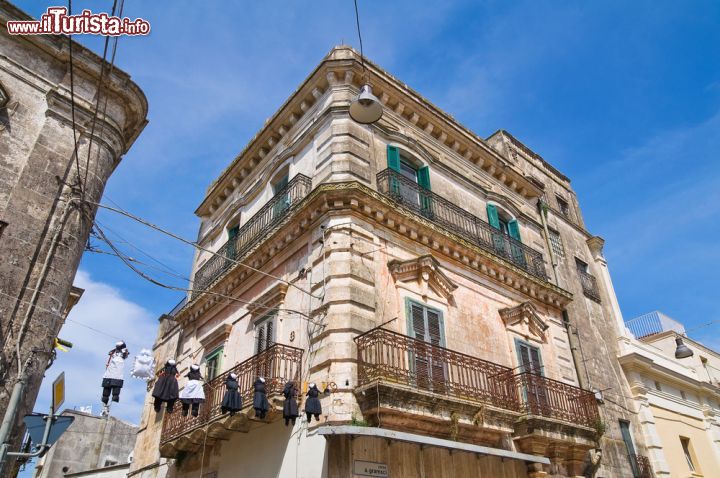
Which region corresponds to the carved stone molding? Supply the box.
[388,254,457,300]
[499,302,549,343]
[248,282,289,320]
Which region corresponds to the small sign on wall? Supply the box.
[353,460,389,477]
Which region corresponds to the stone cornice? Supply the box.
[178,181,572,323]
[0,3,148,153]
[196,46,546,219]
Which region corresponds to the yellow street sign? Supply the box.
[52,372,65,413]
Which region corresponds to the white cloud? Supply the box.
[31,270,157,424]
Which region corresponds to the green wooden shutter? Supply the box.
[508,219,521,241]
[417,166,431,190]
[387,145,401,171]
[487,204,500,229]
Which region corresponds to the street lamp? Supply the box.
[349,84,382,124]
[674,336,693,359]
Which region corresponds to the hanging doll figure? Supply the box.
[101,341,129,405]
[305,382,322,423]
[180,364,205,417]
[282,381,299,427]
[152,359,179,413]
[221,373,242,416]
[253,377,270,419]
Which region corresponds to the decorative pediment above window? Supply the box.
[248,282,288,321]
[199,323,232,349]
[499,302,549,343]
[388,254,457,300]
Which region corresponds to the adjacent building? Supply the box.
[620,311,720,477]
[0,2,147,474]
[32,409,137,478]
[129,46,647,477]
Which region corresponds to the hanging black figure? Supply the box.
[180,364,205,417]
[152,359,179,413]
[282,381,299,426]
[253,377,270,419]
[101,341,129,406]
[221,373,242,416]
[305,382,322,423]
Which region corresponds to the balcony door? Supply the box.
[387,146,432,216]
[516,339,548,415]
[271,174,290,221]
[407,300,446,394]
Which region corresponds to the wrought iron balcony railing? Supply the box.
[192,174,312,298]
[355,328,600,428]
[355,327,520,411]
[628,454,653,478]
[377,169,547,280]
[160,343,303,443]
[577,268,601,302]
[514,372,599,427]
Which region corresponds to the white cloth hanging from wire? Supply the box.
[131,348,155,380]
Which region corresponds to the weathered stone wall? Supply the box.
[34,410,137,478]
[0,3,147,474]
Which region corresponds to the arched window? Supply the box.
[386,145,432,215]
[486,203,521,241]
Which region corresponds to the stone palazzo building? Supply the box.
[0,2,147,474]
[130,47,647,478]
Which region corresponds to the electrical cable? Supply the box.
[81,0,118,199]
[88,200,322,300]
[353,0,366,74]
[90,219,324,326]
[66,0,84,195]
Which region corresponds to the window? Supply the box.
[680,390,687,400]
[0,220,7,240]
[406,299,445,393]
[680,437,697,472]
[620,421,640,478]
[104,459,118,467]
[556,195,570,217]
[386,146,432,213]
[515,339,543,375]
[654,381,662,391]
[548,228,565,258]
[575,258,589,273]
[204,347,223,381]
[255,311,276,354]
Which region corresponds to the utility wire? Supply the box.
[90,219,324,326]
[88,200,322,300]
[81,0,117,199]
[66,0,84,195]
[353,0,366,73]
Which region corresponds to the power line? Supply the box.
[89,200,322,300]
[81,0,119,199]
[66,0,84,195]
[89,219,324,326]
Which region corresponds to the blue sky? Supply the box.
[11,0,720,473]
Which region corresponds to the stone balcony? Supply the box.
[158,344,303,458]
[354,327,599,468]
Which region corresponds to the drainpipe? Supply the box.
[537,199,560,286]
[563,310,590,390]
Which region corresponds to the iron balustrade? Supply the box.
[168,297,187,317]
[577,268,601,303]
[628,454,653,478]
[192,174,312,298]
[355,327,520,411]
[160,343,303,443]
[514,372,599,427]
[377,169,547,280]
